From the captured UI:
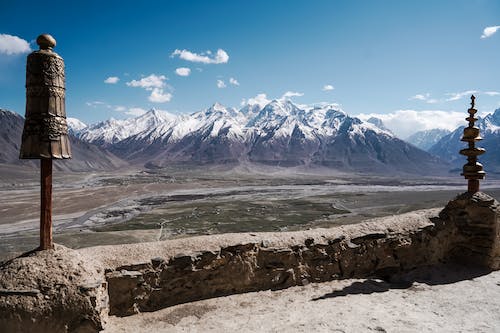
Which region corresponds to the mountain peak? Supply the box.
[67,117,87,133]
[203,102,231,115]
[406,128,451,151]
[212,102,225,110]
[146,108,160,116]
[488,108,500,125]
[366,117,391,133]
[140,108,176,123]
[0,108,23,119]
[264,99,300,113]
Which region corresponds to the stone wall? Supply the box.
[101,192,499,317]
[105,210,451,316]
[440,192,500,269]
[1,192,499,332]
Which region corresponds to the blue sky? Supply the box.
[1,0,499,137]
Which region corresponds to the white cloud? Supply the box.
[241,93,270,108]
[217,79,226,88]
[148,88,172,103]
[481,25,500,39]
[86,101,130,112]
[357,110,465,138]
[409,90,499,103]
[127,107,147,116]
[229,77,239,86]
[86,101,106,107]
[308,102,343,110]
[127,74,172,103]
[322,84,334,91]
[175,67,191,76]
[0,34,31,55]
[410,93,428,101]
[171,48,229,64]
[281,91,304,100]
[241,92,303,107]
[126,74,167,90]
[104,76,119,84]
[409,93,438,104]
[446,90,477,101]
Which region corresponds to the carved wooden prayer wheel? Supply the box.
[20,34,71,159]
[19,34,71,250]
[460,95,485,193]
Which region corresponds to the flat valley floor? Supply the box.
[2,165,500,261]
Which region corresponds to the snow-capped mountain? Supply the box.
[67,117,87,135]
[0,109,127,171]
[78,109,177,146]
[366,117,393,134]
[75,100,447,175]
[429,108,500,174]
[406,128,451,151]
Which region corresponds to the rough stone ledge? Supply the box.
[99,208,459,317]
[0,245,109,333]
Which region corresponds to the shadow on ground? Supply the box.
[312,263,491,301]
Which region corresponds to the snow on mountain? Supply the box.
[190,102,247,139]
[482,108,500,133]
[406,128,451,151]
[0,109,127,171]
[78,101,447,174]
[248,99,315,140]
[429,108,500,173]
[78,109,176,146]
[366,117,393,134]
[239,103,263,123]
[67,117,87,134]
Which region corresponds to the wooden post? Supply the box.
[19,34,71,252]
[40,159,53,250]
[468,179,480,193]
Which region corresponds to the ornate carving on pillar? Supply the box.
[18,33,71,250]
[460,95,485,193]
[19,34,71,159]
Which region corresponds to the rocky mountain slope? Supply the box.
[75,100,447,175]
[0,109,127,172]
[429,108,500,174]
[406,128,451,151]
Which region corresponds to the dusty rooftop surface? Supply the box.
[103,264,500,333]
[1,260,497,333]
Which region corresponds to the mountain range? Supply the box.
[6,101,497,176]
[71,100,447,175]
[406,129,451,151]
[429,108,500,174]
[0,109,126,172]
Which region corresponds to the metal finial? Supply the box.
[36,34,56,50]
[459,95,485,193]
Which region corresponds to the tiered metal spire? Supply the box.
[460,95,486,193]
